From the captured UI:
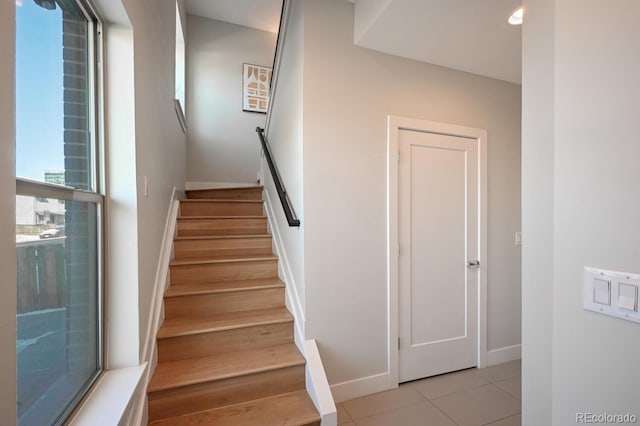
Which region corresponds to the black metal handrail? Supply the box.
[256,127,300,227]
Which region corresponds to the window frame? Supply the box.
[14,0,105,423]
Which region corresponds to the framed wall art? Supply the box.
[242,63,272,114]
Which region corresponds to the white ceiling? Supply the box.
[354,0,522,83]
[186,0,522,84]
[186,0,283,33]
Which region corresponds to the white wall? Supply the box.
[121,0,187,364]
[300,0,522,387]
[553,0,640,413]
[264,0,306,313]
[521,0,554,423]
[104,24,140,368]
[0,1,17,420]
[523,1,640,423]
[187,16,277,184]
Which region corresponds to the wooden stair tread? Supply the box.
[186,187,264,201]
[170,255,277,266]
[187,186,263,192]
[165,278,284,298]
[148,390,320,426]
[178,215,265,220]
[157,307,293,339]
[148,343,304,393]
[181,199,263,204]
[174,234,271,241]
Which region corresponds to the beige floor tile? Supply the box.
[337,402,354,424]
[487,413,522,426]
[412,368,490,400]
[494,375,521,400]
[353,401,456,426]
[431,384,521,426]
[342,385,425,420]
[474,359,521,382]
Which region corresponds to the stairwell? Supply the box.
[147,186,320,425]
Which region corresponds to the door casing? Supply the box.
[386,115,488,387]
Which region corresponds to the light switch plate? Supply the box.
[584,267,640,323]
[618,283,638,311]
[593,278,611,305]
[515,232,522,246]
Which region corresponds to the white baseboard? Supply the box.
[330,372,393,403]
[132,187,182,425]
[487,344,521,366]
[185,181,258,190]
[262,186,306,342]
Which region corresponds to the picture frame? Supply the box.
[242,63,272,114]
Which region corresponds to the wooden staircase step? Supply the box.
[177,216,267,237]
[164,286,285,317]
[170,255,277,266]
[148,344,304,392]
[157,307,293,339]
[148,363,305,422]
[170,256,278,284]
[157,320,294,363]
[165,278,284,298]
[149,390,321,426]
[186,186,263,201]
[147,344,307,421]
[180,199,264,217]
[175,234,271,240]
[173,235,273,260]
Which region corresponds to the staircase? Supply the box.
[147,186,320,425]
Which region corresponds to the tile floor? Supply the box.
[338,360,521,426]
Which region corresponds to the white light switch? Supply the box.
[593,278,611,305]
[584,267,640,324]
[618,283,637,312]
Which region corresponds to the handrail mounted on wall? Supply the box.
[257,0,300,227]
[256,127,300,227]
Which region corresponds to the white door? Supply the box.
[398,128,479,383]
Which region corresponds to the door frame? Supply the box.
[387,115,488,386]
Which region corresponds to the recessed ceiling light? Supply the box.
[508,7,523,25]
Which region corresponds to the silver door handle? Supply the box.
[467,260,480,268]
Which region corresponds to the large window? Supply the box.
[15,0,102,424]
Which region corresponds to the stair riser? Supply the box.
[173,237,272,260]
[148,365,305,422]
[157,322,294,363]
[164,288,285,317]
[170,260,278,284]
[187,188,263,201]
[180,202,264,217]
[177,218,267,237]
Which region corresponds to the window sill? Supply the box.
[67,363,147,426]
